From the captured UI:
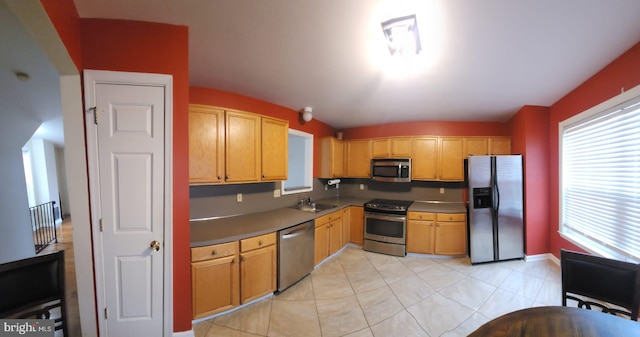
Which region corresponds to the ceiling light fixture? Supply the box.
[301,107,313,122]
[381,14,421,56]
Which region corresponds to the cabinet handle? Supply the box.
[211,250,217,256]
[231,258,237,264]
[226,175,230,179]
[217,176,222,180]
[241,256,246,262]
[258,240,263,246]
[449,216,453,220]
[262,174,265,178]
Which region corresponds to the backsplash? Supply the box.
[189,179,464,219]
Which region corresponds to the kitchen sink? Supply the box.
[292,203,337,213]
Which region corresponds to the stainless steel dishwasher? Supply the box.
[277,220,315,292]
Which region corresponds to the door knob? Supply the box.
[150,240,161,252]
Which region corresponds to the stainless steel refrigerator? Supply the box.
[467,155,524,264]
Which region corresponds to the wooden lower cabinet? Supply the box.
[349,206,364,245]
[406,212,467,255]
[240,233,277,304]
[191,242,239,319]
[314,210,343,265]
[191,233,277,319]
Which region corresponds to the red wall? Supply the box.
[80,19,192,332]
[40,0,83,71]
[190,87,336,176]
[342,121,510,139]
[508,105,550,255]
[548,41,640,258]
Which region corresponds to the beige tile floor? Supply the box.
[194,246,562,337]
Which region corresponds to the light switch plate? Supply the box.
[236,193,243,202]
[360,184,365,190]
[440,188,445,194]
[274,189,281,198]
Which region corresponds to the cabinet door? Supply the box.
[319,137,344,178]
[349,206,364,245]
[240,244,277,304]
[342,207,351,247]
[346,140,372,177]
[226,110,261,182]
[191,255,239,319]
[463,137,488,158]
[412,137,438,180]
[261,117,288,181]
[489,137,511,155]
[328,219,343,255]
[406,220,435,254]
[439,137,464,181]
[189,105,224,184]
[372,138,390,158]
[314,224,329,265]
[434,221,467,255]
[390,137,412,157]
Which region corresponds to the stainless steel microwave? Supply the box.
[371,158,411,182]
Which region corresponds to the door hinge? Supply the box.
[99,219,103,232]
[86,106,98,124]
[104,307,108,319]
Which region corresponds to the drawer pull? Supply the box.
[259,240,263,246]
[241,256,246,262]
[211,250,217,256]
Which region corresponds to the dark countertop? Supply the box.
[190,197,369,247]
[409,201,467,213]
[190,197,466,247]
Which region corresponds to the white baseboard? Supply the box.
[525,253,560,266]
[173,330,195,337]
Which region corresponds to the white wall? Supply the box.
[24,138,60,210]
[55,146,70,216]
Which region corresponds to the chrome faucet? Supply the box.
[299,196,312,205]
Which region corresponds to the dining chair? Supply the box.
[0,250,69,336]
[561,249,640,321]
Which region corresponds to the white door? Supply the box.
[91,81,166,336]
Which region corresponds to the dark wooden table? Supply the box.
[469,306,640,337]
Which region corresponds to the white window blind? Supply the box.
[561,94,640,262]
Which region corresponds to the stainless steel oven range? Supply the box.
[363,199,413,257]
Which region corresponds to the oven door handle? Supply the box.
[365,212,406,222]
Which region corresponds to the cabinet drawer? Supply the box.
[241,233,276,252]
[436,213,466,222]
[315,211,342,227]
[408,212,435,221]
[191,241,238,263]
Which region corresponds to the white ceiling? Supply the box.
[4,1,640,144]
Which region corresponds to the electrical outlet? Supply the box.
[325,185,328,190]
[440,188,445,194]
[274,189,281,198]
[236,193,243,202]
[360,184,365,190]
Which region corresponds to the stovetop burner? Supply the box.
[364,199,413,214]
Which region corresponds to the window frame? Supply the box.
[281,128,314,195]
[558,83,640,263]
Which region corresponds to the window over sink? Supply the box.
[559,84,640,263]
[282,129,313,195]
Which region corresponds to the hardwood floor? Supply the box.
[38,217,81,337]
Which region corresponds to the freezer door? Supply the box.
[495,155,524,260]
[468,156,495,263]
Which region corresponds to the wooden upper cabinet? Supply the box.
[439,137,464,181]
[372,137,412,157]
[346,139,372,178]
[225,110,261,183]
[489,137,511,155]
[318,137,344,178]
[390,137,412,157]
[372,138,390,158]
[463,137,488,158]
[412,137,438,180]
[189,105,225,185]
[261,117,288,181]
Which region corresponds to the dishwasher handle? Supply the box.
[281,226,309,239]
